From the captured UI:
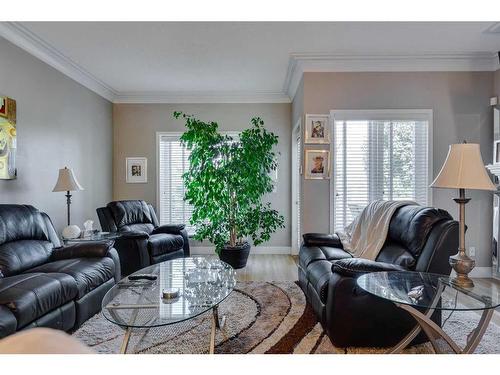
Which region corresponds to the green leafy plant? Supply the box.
[174,111,285,254]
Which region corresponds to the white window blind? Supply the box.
[332,111,430,231]
[158,134,195,235]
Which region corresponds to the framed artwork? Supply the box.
[495,140,500,164]
[0,96,17,180]
[126,157,148,183]
[304,150,330,180]
[305,114,330,144]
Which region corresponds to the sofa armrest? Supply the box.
[152,224,186,235]
[52,241,115,261]
[303,233,343,248]
[332,258,405,278]
[120,230,150,240]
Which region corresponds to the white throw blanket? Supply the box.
[336,200,416,260]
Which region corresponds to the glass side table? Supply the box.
[357,271,500,354]
[63,231,123,243]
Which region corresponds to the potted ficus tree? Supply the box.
[174,111,285,269]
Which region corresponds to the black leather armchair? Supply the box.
[97,200,190,276]
[298,205,459,347]
[0,205,120,339]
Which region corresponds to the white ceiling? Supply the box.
[1,22,499,102]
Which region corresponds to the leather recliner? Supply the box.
[0,204,121,339]
[298,204,459,347]
[97,200,190,276]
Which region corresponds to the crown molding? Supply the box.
[0,22,290,104]
[0,22,117,101]
[114,91,291,103]
[285,52,499,100]
[1,22,498,104]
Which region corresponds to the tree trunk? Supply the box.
[230,226,237,247]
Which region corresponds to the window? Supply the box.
[331,110,431,231]
[157,133,195,235]
[157,131,239,236]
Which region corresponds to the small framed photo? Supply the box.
[305,114,330,144]
[305,150,331,180]
[495,141,500,164]
[126,157,147,183]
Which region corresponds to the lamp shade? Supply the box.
[431,143,496,191]
[52,167,84,192]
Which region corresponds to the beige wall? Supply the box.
[0,37,113,232]
[299,71,494,267]
[113,103,292,247]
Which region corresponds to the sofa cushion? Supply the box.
[0,205,49,245]
[0,240,53,277]
[0,273,78,328]
[26,258,115,299]
[0,205,55,276]
[147,233,184,257]
[376,242,416,269]
[302,233,343,248]
[387,206,452,258]
[107,200,153,228]
[299,245,351,270]
[121,223,155,234]
[0,305,17,338]
[332,258,406,278]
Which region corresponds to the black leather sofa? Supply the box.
[97,200,190,276]
[298,204,459,347]
[0,205,120,339]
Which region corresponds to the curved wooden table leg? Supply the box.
[386,284,445,354]
[209,305,227,354]
[396,303,461,354]
[462,308,494,354]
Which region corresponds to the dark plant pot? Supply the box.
[219,242,251,269]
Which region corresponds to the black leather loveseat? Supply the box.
[0,205,120,339]
[298,204,459,347]
[97,200,190,276]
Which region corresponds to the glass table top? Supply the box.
[102,257,236,328]
[65,231,123,242]
[357,271,500,311]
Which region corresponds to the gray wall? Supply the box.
[113,103,292,247]
[0,37,113,232]
[495,69,500,97]
[299,71,494,267]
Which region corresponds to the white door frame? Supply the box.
[291,118,302,255]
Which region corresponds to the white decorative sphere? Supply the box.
[62,225,81,239]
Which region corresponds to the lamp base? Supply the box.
[449,251,475,288]
[62,225,81,240]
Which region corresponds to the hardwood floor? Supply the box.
[234,255,298,282]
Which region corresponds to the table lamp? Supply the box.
[431,142,496,288]
[53,167,84,238]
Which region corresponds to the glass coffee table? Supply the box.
[357,271,500,354]
[101,257,236,354]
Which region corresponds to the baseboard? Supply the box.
[190,246,291,255]
[452,267,492,278]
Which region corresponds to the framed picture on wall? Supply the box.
[304,150,331,180]
[126,157,148,183]
[305,114,330,144]
[495,140,500,164]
